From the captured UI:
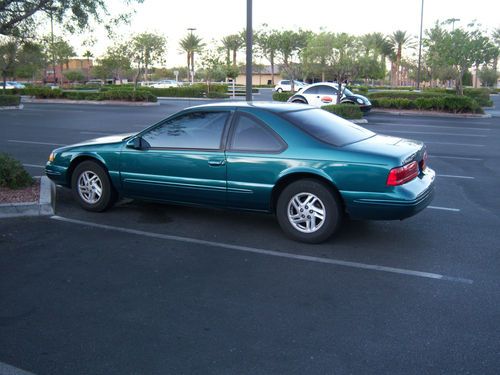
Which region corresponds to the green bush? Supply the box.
[25,87,157,102]
[0,94,21,106]
[368,91,445,100]
[370,95,483,114]
[424,87,492,107]
[206,91,228,99]
[0,153,33,189]
[273,92,294,102]
[321,104,363,119]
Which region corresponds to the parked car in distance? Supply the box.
[150,80,179,89]
[85,79,104,86]
[274,80,308,93]
[288,82,372,112]
[46,102,434,243]
[2,81,26,89]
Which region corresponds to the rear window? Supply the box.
[281,108,375,146]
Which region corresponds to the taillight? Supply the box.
[387,161,419,186]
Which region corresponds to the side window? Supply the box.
[142,111,228,149]
[282,80,290,85]
[317,85,337,95]
[229,114,285,153]
[303,86,319,95]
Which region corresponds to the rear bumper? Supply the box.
[342,167,435,220]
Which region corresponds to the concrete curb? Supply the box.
[351,119,368,124]
[370,109,492,118]
[0,104,23,110]
[21,98,159,106]
[0,176,55,219]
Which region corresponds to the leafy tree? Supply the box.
[179,32,205,82]
[15,40,46,80]
[95,43,132,83]
[329,33,361,103]
[64,70,85,83]
[0,0,144,37]
[131,32,167,85]
[430,23,495,95]
[255,26,280,85]
[43,36,75,83]
[275,29,310,91]
[0,37,18,92]
[478,67,498,87]
[302,31,335,82]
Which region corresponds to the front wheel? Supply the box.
[71,160,116,212]
[277,88,283,93]
[276,179,342,243]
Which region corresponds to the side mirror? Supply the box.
[127,136,148,150]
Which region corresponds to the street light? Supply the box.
[187,28,196,84]
[246,0,252,101]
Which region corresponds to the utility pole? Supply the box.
[245,0,253,101]
[416,0,424,90]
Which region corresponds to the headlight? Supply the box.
[48,152,55,162]
[356,98,364,104]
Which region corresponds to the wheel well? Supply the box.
[270,173,345,213]
[66,156,109,188]
[291,97,307,104]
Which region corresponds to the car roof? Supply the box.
[186,101,314,113]
[305,82,339,88]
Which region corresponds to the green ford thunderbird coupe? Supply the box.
[46,102,435,243]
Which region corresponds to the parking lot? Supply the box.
[1,97,499,374]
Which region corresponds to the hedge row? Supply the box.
[424,88,492,107]
[0,94,21,106]
[370,95,483,114]
[322,104,363,119]
[367,91,447,100]
[25,87,157,102]
[273,92,294,102]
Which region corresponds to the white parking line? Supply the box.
[428,206,461,212]
[430,155,483,161]
[438,174,475,180]
[378,130,487,137]
[0,361,37,375]
[50,215,473,284]
[371,123,491,131]
[80,131,113,135]
[8,140,65,146]
[424,141,484,147]
[22,164,45,168]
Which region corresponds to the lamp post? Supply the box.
[188,27,196,84]
[245,0,253,101]
[416,0,424,90]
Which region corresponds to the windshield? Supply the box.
[342,87,354,96]
[281,108,375,147]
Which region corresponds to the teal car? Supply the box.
[46,102,435,243]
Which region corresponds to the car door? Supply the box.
[302,85,338,107]
[225,111,288,211]
[120,109,231,206]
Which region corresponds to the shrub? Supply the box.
[371,95,483,113]
[321,104,363,119]
[0,94,21,106]
[273,92,294,102]
[0,153,33,189]
[368,91,445,100]
[206,91,228,99]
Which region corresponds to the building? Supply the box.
[45,58,93,83]
[235,65,282,86]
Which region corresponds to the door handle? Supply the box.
[208,159,226,166]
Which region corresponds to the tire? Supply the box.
[277,88,283,93]
[71,160,116,212]
[276,179,342,244]
[292,99,307,104]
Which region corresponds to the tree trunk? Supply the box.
[270,54,275,85]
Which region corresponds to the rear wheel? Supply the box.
[292,99,307,104]
[277,88,283,93]
[71,160,116,212]
[276,179,342,243]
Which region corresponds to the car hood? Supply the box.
[345,93,371,104]
[70,132,136,147]
[345,134,425,164]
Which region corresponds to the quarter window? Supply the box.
[230,114,284,152]
[142,111,228,149]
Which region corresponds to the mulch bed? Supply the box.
[0,179,40,204]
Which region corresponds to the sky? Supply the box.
[53,0,500,67]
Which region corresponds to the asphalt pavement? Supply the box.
[0,96,499,375]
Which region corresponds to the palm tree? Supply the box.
[179,32,205,82]
[221,34,244,66]
[389,30,414,86]
[83,50,93,81]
